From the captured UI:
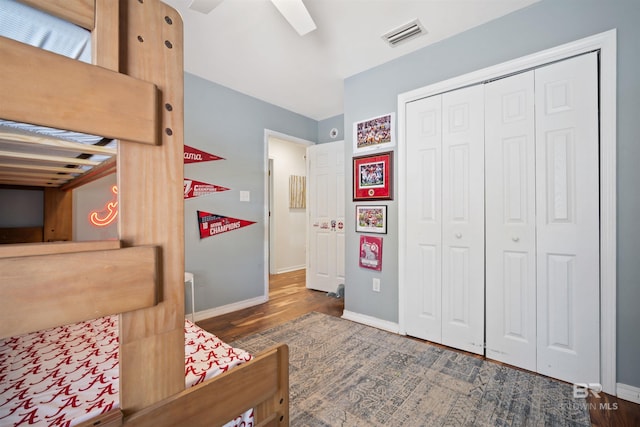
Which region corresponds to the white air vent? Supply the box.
[382,19,426,47]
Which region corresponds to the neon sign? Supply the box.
[90,185,118,227]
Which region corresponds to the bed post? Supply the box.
[115,0,185,414]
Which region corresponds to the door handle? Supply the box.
[455,232,462,239]
[512,236,520,242]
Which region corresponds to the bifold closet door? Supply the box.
[485,53,600,384]
[485,71,537,371]
[535,53,600,385]
[441,85,485,355]
[405,85,485,355]
[405,94,443,343]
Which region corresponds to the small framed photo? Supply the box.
[353,113,395,153]
[359,235,383,271]
[356,205,387,234]
[353,151,393,201]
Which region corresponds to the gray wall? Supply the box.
[343,0,640,388]
[317,114,344,144]
[184,72,317,311]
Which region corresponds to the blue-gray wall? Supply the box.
[184,72,317,311]
[317,114,344,144]
[344,0,640,388]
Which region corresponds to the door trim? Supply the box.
[263,129,314,299]
[397,29,617,394]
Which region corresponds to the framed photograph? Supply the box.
[353,113,395,153]
[356,205,387,234]
[353,151,393,201]
[359,235,383,271]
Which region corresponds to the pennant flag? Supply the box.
[197,211,256,239]
[184,145,224,164]
[184,178,230,199]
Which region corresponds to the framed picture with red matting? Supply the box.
[353,151,393,201]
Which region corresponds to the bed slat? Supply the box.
[0,36,159,146]
[0,245,159,339]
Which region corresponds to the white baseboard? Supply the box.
[193,295,267,322]
[616,383,640,404]
[275,265,305,274]
[342,310,400,334]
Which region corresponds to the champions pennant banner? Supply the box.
[184,145,224,164]
[197,211,256,239]
[184,178,230,199]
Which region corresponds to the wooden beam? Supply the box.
[0,226,43,244]
[44,187,73,241]
[18,0,95,30]
[0,240,121,258]
[0,245,159,339]
[0,36,158,145]
[124,345,289,427]
[118,0,185,414]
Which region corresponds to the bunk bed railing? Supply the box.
[0,36,159,146]
[0,240,159,339]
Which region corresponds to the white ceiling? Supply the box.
[163,0,538,121]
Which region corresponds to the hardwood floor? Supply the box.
[197,269,343,343]
[197,269,639,427]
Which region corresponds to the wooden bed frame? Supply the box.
[0,1,289,426]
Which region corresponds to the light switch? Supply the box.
[240,191,250,202]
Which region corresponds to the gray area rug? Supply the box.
[231,312,590,426]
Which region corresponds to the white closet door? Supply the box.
[535,53,600,384]
[405,95,443,342]
[485,71,537,370]
[441,85,485,355]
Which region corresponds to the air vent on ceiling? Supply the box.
[382,19,427,47]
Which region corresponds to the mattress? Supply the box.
[0,316,253,426]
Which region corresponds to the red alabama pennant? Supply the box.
[184,145,225,164]
[184,179,230,199]
[197,211,256,239]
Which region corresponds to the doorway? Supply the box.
[264,130,314,287]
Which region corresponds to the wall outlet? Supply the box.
[372,278,380,292]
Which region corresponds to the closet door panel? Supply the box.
[441,85,484,355]
[535,53,600,384]
[485,72,536,370]
[405,95,443,342]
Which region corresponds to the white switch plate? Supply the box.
[240,191,250,202]
[372,278,380,292]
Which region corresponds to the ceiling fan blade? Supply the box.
[188,0,224,14]
[270,0,316,36]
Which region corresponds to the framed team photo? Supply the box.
[353,113,395,152]
[356,205,387,234]
[353,151,393,201]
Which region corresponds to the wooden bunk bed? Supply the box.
[0,1,289,426]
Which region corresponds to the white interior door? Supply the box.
[306,140,345,293]
[485,71,537,370]
[441,85,485,355]
[535,53,600,384]
[405,94,443,342]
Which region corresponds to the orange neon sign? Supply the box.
[90,185,118,227]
